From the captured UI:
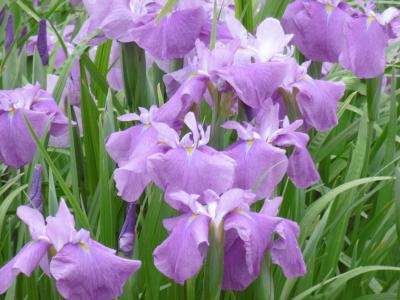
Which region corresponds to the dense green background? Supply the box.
[0,0,399,299]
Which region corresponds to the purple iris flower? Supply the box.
[158,40,239,127]
[282,0,400,78]
[81,0,209,60]
[105,106,171,203]
[147,112,236,197]
[225,15,293,64]
[338,1,400,78]
[153,189,306,289]
[223,99,319,191]
[0,84,69,168]
[0,200,141,299]
[278,59,345,132]
[282,0,350,63]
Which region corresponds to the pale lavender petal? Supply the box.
[272,128,320,188]
[225,140,288,199]
[153,213,210,284]
[148,146,236,196]
[260,197,283,217]
[294,79,345,132]
[271,219,307,279]
[107,125,164,202]
[155,75,209,128]
[165,191,201,213]
[0,110,50,168]
[282,0,349,63]
[223,211,279,291]
[46,199,76,251]
[215,189,257,223]
[216,62,289,109]
[50,239,141,300]
[339,15,389,78]
[16,205,46,240]
[132,8,208,60]
[0,241,50,294]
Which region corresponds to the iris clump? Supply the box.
[0,0,399,299]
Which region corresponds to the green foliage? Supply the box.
[0,0,399,299]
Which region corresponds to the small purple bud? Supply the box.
[118,203,136,256]
[28,165,43,212]
[5,14,14,51]
[0,6,6,26]
[19,26,28,40]
[37,19,49,66]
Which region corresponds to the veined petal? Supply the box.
[148,146,235,196]
[50,239,141,300]
[223,211,279,291]
[282,0,348,63]
[153,213,210,284]
[16,205,46,240]
[0,110,50,168]
[216,62,289,109]
[132,8,208,60]
[272,127,320,188]
[339,15,389,78]
[294,78,345,132]
[271,219,307,279]
[46,199,77,251]
[0,241,50,294]
[225,140,288,199]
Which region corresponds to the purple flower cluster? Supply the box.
[0,84,69,168]
[282,0,400,78]
[0,199,140,300]
[0,0,398,298]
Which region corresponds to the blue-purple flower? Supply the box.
[147,112,236,197]
[0,84,69,168]
[106,105,171,203]
[223,99,319,192]
[153,189,306,290]
[0,200,141,299]
[282,0,400,78]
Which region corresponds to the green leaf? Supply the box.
[300,177,393,237]
[292,266,400,300]
[23,115,90,229]
[155,0,178,24]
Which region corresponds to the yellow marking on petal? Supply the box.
[297,75,309,81]
[246,139,254,151]
[27,240,37,247]
[189,214,199,224]
[8,109,15,120]
[188,72,197,79]
[367,16,375,26]
[143,123,151,129]
[186,147,194,155]
[233,209,247,215]
[49,246,57,256]
[79,242,90,252]
[326,3,333,15]
[32,97,42,103]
